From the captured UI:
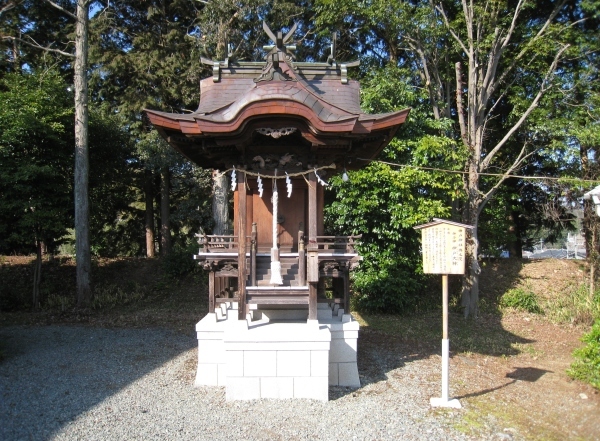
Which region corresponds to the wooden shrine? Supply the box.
[145,22,410,400]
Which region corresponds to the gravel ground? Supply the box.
[0,325,473,441]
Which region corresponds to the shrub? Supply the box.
[91,283,147,310]
[45,294,74,312]
[162,241,200,278]
[568,319,600,389]
[500,287,543,314]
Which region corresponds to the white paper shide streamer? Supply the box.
[230,167,237,192]
[257,175,264,198]
[315,168,329,186]
[270,177,283,285]
[285,172,292,198]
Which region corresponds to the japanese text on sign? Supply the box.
[421,224,466,275]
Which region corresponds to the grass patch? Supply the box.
[500,286,543,314]
[91,283,148,310]
[353,311,522,357]
[545,283,600,326]
[568,319,600,389]
[453,398,563,441]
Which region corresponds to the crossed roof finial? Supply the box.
[262,21,297,53]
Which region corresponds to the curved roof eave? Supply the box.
[145,102,409,138]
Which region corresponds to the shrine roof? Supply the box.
[144,23,410,171]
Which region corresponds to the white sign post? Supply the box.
[414,218,473,409]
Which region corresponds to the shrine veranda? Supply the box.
[146,22,409,401]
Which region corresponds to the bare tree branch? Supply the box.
[0,1,18,17]
[480,144,536,212]
[42,0,77,20]
[488,0,567,99]
[435,2,470,57]
[2,35,75,58]
[479,44,569,172]
[455,61,468,145]
[501,0,526,49]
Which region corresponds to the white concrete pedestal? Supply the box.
[194,301,360,400]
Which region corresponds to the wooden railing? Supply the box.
[198,234,250,252]
[314,235,361,253]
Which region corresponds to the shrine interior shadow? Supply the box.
[0,325,196,441]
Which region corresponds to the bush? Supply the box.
[91,283,147,310]
[351,258,436,314]
[162,241,200,278]
[568,319,600,389]
[500,287,543,314]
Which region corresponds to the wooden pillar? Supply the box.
[307,172,318,320]
[343,266,350,314]
[298,229,306,285]
[208,270,215,314]
[251,222,257,287]
[237,170,247,320]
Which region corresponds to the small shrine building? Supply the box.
[146,23,409,401]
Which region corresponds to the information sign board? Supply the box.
[420,223,466,275]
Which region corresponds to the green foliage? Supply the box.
[162,241,201,278]
[0,69,137,257]
[91,283,148,310]
[325,66,464,313]
[500,287,543,314]
[568,320,600,389]
[545,284,600,325]
[0,70,74,254]
[44,293,74,312]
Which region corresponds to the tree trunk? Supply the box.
[212,170,229,235]
[461,163,481,319]
[74,0,91,308]
[160,165,171,256]
[32,238,42,311]
[508,210,523,258]
[145,169,155,257]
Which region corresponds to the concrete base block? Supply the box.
[194,304,360,400]
[338,362,360,387]
[277,350,311,377]
[430,397,462,408]
[195,363,218,387]
[329,337,358,363]
[259,308,308,321]
[311,350,329,377]
[294,376,329,401]
[226,377,260,401]
[261,377,294,399]
[328,363,338,386]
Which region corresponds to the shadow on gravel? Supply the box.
[0,325,195,441]
[348,310,535,397]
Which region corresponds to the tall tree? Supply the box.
[2,0,96,307]
[316,0,580,317]
[0,70,73,308]
[73,0,91,307]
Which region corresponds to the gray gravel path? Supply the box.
[1,325,471,440]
